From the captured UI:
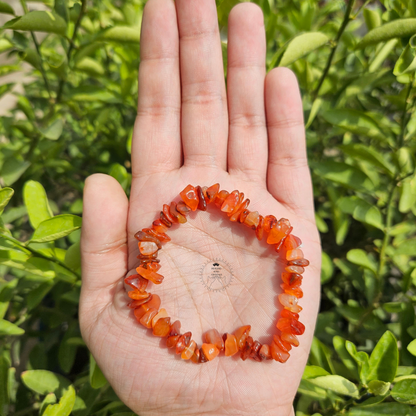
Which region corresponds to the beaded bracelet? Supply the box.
[125,184,309,363]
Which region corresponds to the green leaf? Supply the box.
[19,48,42,71]
[89,354,107,389]
[0,65,19,76]
[31,215,82,243]
[75,57,104,76]
[309,337,335,374]
[394,147,415,176]
[400,303,416,367]
[0,38,13,53]
[280,32,329,66]
[303,365,330,379]
[312,161,374,192]
[309,375,359,397]
[368,380,391,396]
[394,44,416,76]
[3,11,67,35]
[338,144,395,176]
[74,42,104,63]
[7,365,15,407]
[0,2,14,15]
[0,302,8,319]
[395,239,416,255]
[0,319,24,336]
[315,212,328,233]
[363,9,381,31]
[391,379,416,404]
[322,109,387,141]
[99,26,140,43]
[40,393,57,415]
[23,181,53,229]
[21,370,70,396]
[58,322,79,373]
[67,86,115,102]
[298,379,327,399]
[54,0,69,22]
[27,281,55,310]
[306,98,322,129]
[64,242,80,271]
[321,251,334,283]
[356,393,391,408]
[109,163,130,192]
[408,340,416,356]
[369,39,398,73]
[0,188,14,215]
[337,196,384,229]
[347,249,378,274]
[353,205,383,230]
[43,385,76,416]
[0,83,14,100]
[0,354,9,412]
[357,18,416,48]
[17,95,35,120]
[383,302,405,313]
[333,336,359,377]
[348,402,415,415]
[0,159,30,186]
[38,119,64,141]
[367,331,398,383]
[52,263,77,284]
[346,341,370,384]
[399,176,416,213]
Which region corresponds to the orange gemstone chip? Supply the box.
[224,333,238,356]
[180,185,199,211]
[201,343,220,361]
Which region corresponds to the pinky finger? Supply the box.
[265,67,315,221]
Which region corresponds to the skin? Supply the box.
[79,1,321,415]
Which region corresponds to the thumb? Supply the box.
[80,173,129,312]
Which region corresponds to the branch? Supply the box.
[376,183,396,280]
[313,0,356,100]
[56,0,87,103]
[0,232,81,280]
[20,0,52,98]
[398,79,414,149]
[351,0,373,19]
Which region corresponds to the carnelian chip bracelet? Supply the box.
[125,184,309,363]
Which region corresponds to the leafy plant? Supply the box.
[0,0,415,415]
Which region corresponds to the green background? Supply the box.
[0,0,416,414]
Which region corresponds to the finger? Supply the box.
[265,67,315,220]
[80,174,128,306]
[132,0,181,178]
[176,0,228,170]
[227,3,268,183]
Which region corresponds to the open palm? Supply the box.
[80,1,321,415]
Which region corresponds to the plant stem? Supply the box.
[353,80,411,333]
[376,183,396,280]
[56,0,87,103]
[398,80,413,149]
[313,0,356,100]
[351,0,372,19]
[19,0,51,98]
[0,232,80,279]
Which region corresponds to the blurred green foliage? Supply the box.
[0,0,415,415]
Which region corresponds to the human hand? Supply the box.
[80,1,321,415]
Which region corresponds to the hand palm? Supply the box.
[80,2,321,415]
